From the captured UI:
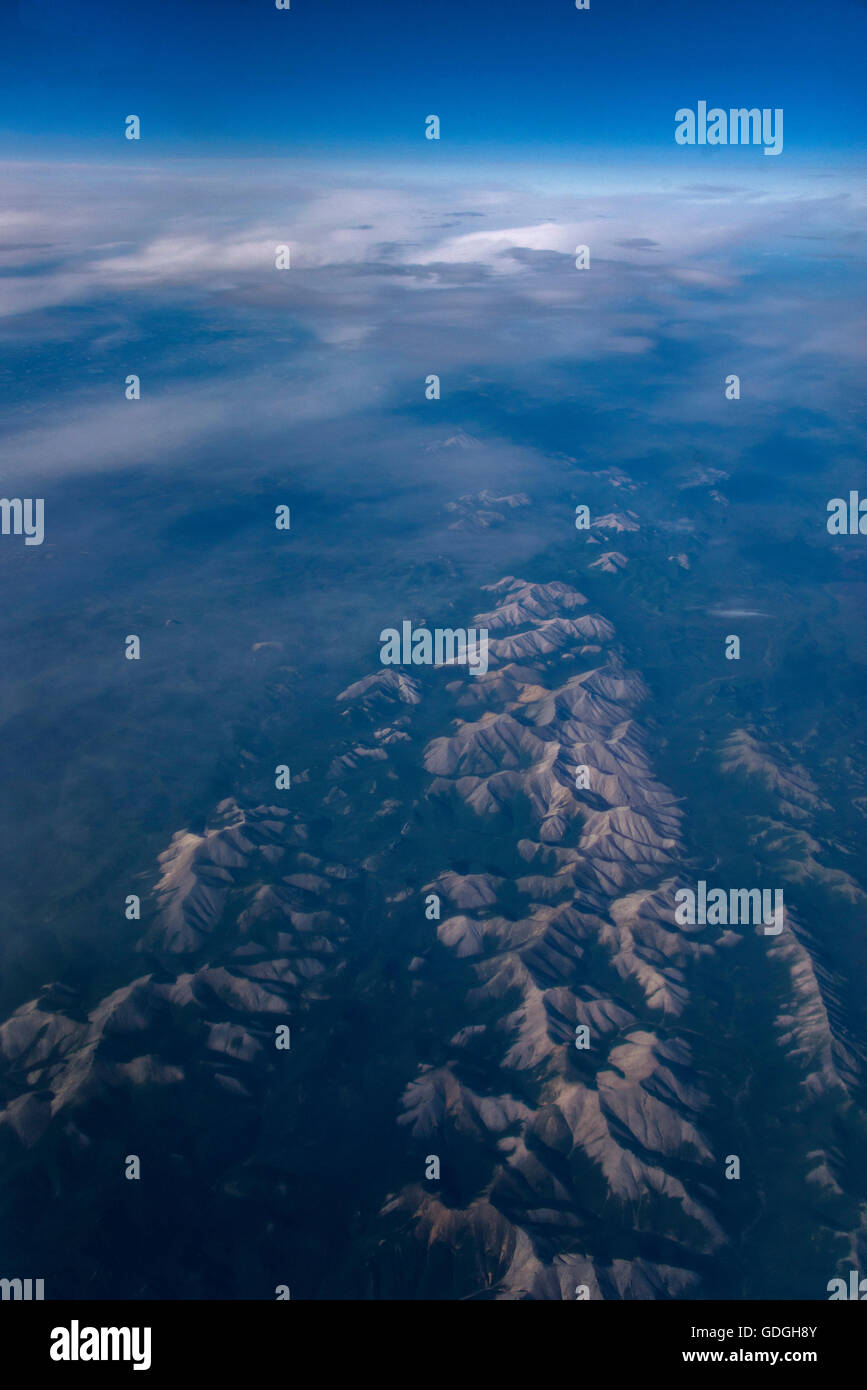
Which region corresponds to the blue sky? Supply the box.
[0,0,865,160]
[0,2,864,504]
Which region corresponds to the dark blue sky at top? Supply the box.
[0,0,864,161]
